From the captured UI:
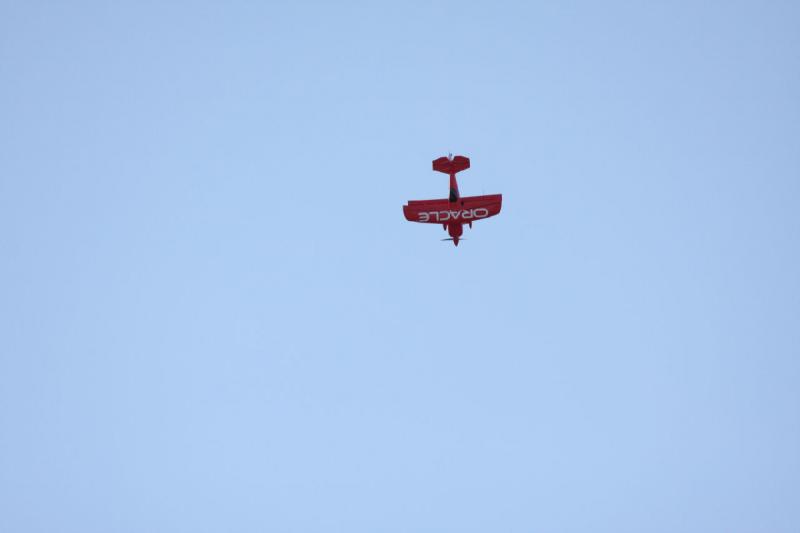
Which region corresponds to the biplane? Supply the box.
[403,155,502,246]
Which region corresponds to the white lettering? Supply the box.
[417,208,490,222]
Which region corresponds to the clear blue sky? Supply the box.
[2,2,799,531]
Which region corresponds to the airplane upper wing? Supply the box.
[403,194,502,223]
[460,194,502,215]
[403,198,450,223]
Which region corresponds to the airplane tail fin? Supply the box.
[433,155,470,175]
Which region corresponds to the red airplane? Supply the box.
[403,155,502,246]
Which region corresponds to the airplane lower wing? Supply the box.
[403,194,502,223]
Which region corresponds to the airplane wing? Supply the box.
[460,194,502,218]
[403,198,451,223]
[403,194,502,223]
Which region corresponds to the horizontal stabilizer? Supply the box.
[432,155,470,175]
